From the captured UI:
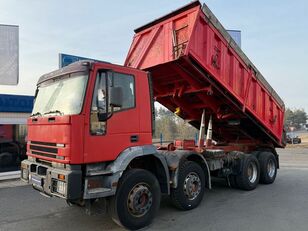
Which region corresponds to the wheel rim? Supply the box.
[267,159,276,178]
[247,161,258,183]
[127,183,153,217]
[183,172,202,201]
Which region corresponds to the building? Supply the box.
[0,94,33,172]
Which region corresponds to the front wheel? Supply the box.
[108,169,161,230]
[171,161,205,210]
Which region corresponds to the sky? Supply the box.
[0,0,308,112]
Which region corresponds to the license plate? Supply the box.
[31,174,43,187]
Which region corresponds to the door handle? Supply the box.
[130,135,139,143]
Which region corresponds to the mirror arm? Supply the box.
[106,106,114,120]
[98,106,114,122]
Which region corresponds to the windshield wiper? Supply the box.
[30,112,42,117]
[43,110,64,116]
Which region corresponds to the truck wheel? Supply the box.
[108,169,161,230]
[0,152,13,167]
[171,161,205,210]
[236,155,260,190]
[228,175,238,188]
[258,152,277,184]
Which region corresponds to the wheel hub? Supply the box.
[247,162,257,183]
[183,172,201,200]
[267,159,276,178]
[127,183,153,217]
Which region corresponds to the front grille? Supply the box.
[30,145,58,154]
[31,141,57,147]
[32,151,57,159]
[29,141,59,160]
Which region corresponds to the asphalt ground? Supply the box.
[0,148,308,231]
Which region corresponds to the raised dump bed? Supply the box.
[125,1,285,148]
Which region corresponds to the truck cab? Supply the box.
[21,61,155,198]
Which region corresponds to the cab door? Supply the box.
[83,66,142,163]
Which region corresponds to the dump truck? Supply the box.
[21,1,285,230]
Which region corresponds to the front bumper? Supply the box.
[21,159,82,200]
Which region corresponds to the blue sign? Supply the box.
[0,94,34,113]
[59,53,103,68]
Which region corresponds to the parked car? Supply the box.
[286,133,302,144]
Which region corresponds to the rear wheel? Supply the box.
[236,155,260,190]
[108,169,161,230]
[258,152,277,184]
[171,161,205,210]
[228,175,238,188]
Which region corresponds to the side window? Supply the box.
[112,73,135,112]
[90,72,107,135]
[90,71,135,135]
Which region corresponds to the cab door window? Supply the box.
[111,72,135,112]
[90,71,135,135]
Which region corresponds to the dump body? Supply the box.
[125,1,285,147]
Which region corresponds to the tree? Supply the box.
[284,108,307,129]
[155,108,177,141]
[284,108,293,125]
[176,119,198,140]
[293,109,307,125]
[154,107,198,141]
[157,107,174,118]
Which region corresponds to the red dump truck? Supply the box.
[21,1,285,230]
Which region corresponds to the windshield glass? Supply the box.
[32,72,88,116]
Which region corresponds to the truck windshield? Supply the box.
[32,72,88,116]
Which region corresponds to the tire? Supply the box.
[236,155,260,190]
[171,161,205,210]
[258,152,277,184]
[0,152,13,167]
[108,169,161,230]
[229,175,238,188]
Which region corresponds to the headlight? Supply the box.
[52,180,66,195]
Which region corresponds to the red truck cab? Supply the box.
[22,61,157,198]
[27,61,153,164]
[21,61,171,230]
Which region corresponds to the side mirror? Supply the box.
[98,112,108,121]
[109,87,123,108]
